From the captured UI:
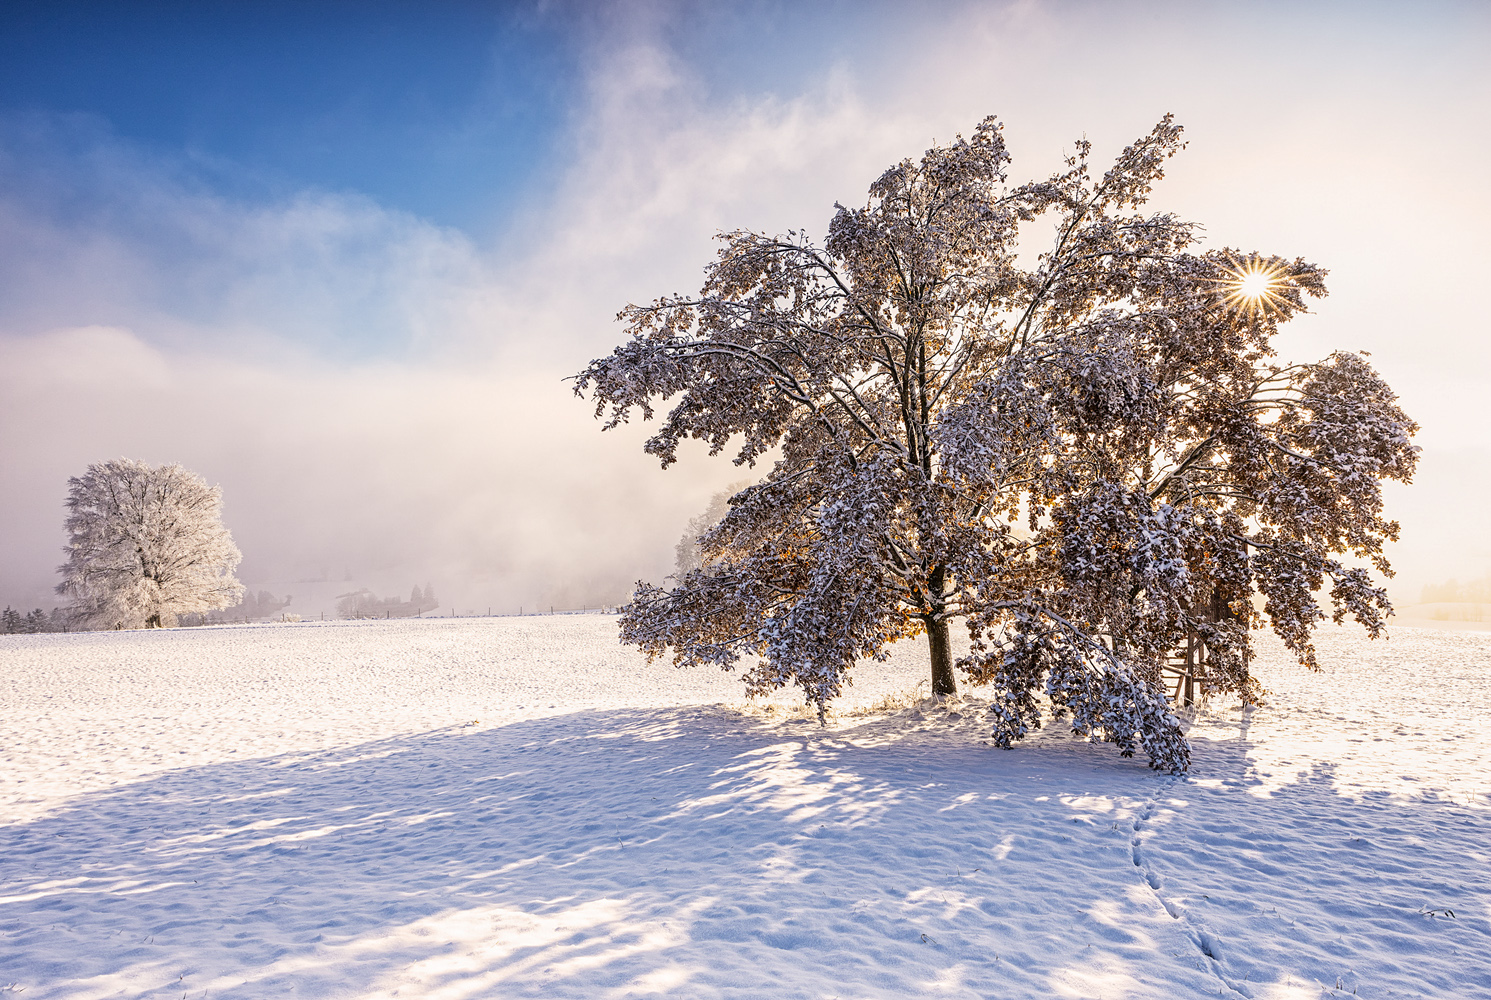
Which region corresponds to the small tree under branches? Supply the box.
[57,458,245,630]
[576,115,1417,771]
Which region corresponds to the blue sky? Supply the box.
[1,0,1488,613]
[0,1,888,233]
[0,0,577,230]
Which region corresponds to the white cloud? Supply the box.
[0,116,494,358]
[2,1,1488,612]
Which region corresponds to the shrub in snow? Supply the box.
[56,458,245,630]
[576,115,1418,771]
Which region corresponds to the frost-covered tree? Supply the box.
[56,459,245,630]
[675,482,754,577]
[576,116,1417,770]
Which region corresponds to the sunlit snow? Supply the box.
[2,617,1487,998]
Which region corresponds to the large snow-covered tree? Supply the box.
[57,458,245,629]
[576,116,1417,770]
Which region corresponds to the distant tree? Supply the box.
[577,115,1418,770]
[1,607,21,634]
[675,482,754,577]
[336,588,379,619]
[56,459,245,630]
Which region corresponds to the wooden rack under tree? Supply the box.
[1163,632,1207,708]
[1160,588,1245,709]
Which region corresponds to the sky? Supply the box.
[1,0,1488,616]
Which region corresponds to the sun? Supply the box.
[1235,269,1272,299]
[1219,257,1289,318]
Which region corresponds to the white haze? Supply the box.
[2,0,1488,615]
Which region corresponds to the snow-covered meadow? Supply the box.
[1,617,1487,999]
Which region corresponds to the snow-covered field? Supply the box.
[1,617,1487,999]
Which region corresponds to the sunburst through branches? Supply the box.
[1219,256,1290,318]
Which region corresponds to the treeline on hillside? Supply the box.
[4,584,448,631]
[336,584,440,619]
[177,589,294,627]
[0,607,70,634]
[1420,577,1491,604]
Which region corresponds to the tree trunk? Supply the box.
[927,615,957,697]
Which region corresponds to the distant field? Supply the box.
[1,617,1488,999]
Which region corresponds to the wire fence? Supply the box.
[173,604,625,626]
[2,605,627,635]
[328,605,621,622]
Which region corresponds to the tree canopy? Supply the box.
[576,115,1418,771]
[57,458,245,630]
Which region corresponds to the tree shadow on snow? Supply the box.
[0,704,1380,1000]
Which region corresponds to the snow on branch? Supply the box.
[577,114,1418,772]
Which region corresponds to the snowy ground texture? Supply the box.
[2,617,1488,1000]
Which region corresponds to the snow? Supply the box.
[1,616,1488,998]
